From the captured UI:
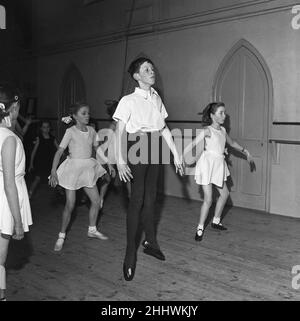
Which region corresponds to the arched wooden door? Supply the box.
[213,40,272,211]
[59,64,86,138]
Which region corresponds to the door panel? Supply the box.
[217,54,240,139]
[242,50,266,140]
[241,156,263,195]
[215,44,269,210]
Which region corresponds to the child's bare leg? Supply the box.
[212,183,229,227]
[60,190,76,233]
[29,176,41,198]
[199,184,213,226]
[99,174,111,207]
[84,186,108,240]
[0,235,10,299]
[195,184,212,241]
[54,189,76,251]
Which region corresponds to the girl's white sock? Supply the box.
[88,226,97,233]
[197,224,204,231]
[58,232,66,239]
[212,217,221,225]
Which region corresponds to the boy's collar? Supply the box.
[134,87,157,99]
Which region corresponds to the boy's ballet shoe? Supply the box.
[87,230,108,240]
[123,254,137,281]
[195,228,204,241]
[142,240,165,261]
[54,237,65,251]
[123,263,136,281]
[211,222,227,230]
[0,297,6,301]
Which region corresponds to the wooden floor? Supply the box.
[5,183,300,301]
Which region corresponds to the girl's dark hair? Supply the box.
[202,102,225,125]
[38,120,52,137]
[65,102,90,126]
[127,57,154,78]
[69,101,90,116]
[39,119,51,128]
[0,83,21,121]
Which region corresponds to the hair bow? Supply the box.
[62,116,72,124]
[0,103,5,110]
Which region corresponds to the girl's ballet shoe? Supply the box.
[87,230,108,240]
[211,222,227,230]
[0,297,6,301]
[195,228,203,241]
[54,237,65,251]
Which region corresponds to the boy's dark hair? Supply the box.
[0,83,21,121]
[202,102,225,125]
[127,57,154,78]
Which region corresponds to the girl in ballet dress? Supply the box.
[183,102,254,241]
[49,102,114,251]
[0,84,32,300]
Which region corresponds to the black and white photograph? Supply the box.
[0,0,300,308]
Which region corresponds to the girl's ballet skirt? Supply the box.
[0,176,32,235]
[0,128,32,236]
[194,150,230,187]
[56,157,106,190]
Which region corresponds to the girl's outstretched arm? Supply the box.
[29,137,39,172]
[226,134,254,163]
[160,125,184,176]
[49,147,64,187]
[183,128,208,161]
[21,116,33,136]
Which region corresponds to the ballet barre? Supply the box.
[269,139,300,164]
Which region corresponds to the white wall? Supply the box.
[270,144,300,217]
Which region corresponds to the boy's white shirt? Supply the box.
[112,87,168,133]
